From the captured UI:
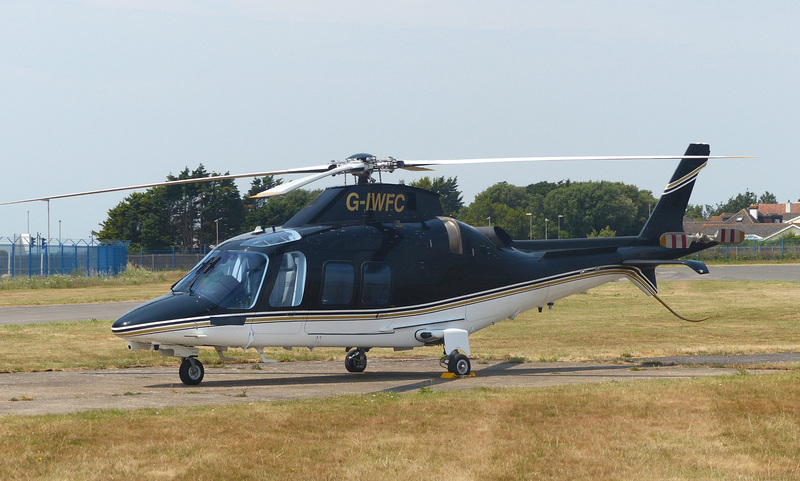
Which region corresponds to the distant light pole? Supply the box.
[526,212,532,240]
[486,216,491,227]
[214,218,221,245]
[59,220,62,242]
[545,218,549,239]
[558,214,564,239]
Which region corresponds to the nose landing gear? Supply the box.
[344,348,368,372]
[179,357,205,385]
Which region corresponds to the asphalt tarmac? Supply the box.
[0,301,140,326]
[3,357,794,416]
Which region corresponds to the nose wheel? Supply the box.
[179,357,205,385]
[344,348,368,372]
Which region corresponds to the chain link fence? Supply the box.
[0,237,130,278]
[127,248,209,271]
[692,238,800,262]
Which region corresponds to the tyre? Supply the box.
[344,348,367,373]
[179,358,205,385]
[448,353,471,376]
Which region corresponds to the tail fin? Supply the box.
[639,143,709,240]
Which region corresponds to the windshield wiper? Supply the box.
[185,256,221,296]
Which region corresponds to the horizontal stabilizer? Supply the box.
[659,233,695,249]
[660,227,745,249]
[714,228,745,245]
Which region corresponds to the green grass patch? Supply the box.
[0,266,183,290]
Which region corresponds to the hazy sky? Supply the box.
[1,1,797,240]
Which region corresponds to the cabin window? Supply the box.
[361,263,392,306]
[174,250,268,310]
[269,251,307,308]
[321,262,355,306]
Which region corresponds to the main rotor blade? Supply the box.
[0,165,333,206]
[250,162,364,198]
[400,155,753,169]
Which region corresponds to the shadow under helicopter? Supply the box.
[143,362,654,392]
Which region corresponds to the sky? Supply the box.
[1,1,797,241]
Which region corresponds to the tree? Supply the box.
[243,186,321,231]
[95,190,172,250]
[244,176,283,209]
[97,164,246,250]
[408,176,463,217]
[197,177,245,247]
[161,166,209,249]
[709,191,758,217]
[758,191,778,204]
[685,203,712,220]
[458,183,532,239]
[703,190,778,218]
[160,165,246,249]
[542,181,656,237]
[588,226,617,237]
[459,179,657,239]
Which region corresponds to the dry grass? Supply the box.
[0,372,798,480]
[0,267,185,306]
[473,280,800,362]
[2,280,799,373]
[2,279,800,479]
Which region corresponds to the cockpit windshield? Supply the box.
[173,250,268,309]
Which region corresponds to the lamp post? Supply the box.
[486,216,491,227]
[526,212,532,240]
[214,218,221,245]
[558,214,564,239]
[545,218,549,239]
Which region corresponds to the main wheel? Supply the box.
[179,358,205,385]
[448,353,471,376]
[344,348,367,373]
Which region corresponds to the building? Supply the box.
[684,202,800,242]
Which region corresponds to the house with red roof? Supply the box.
[684,202,800,241]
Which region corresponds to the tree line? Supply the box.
[95,165,318,251]
[684,191,779,220]
[94,164,782,250]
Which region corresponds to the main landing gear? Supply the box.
[179,357,205,385]
[441,351,471,376]
[344,348,368,372]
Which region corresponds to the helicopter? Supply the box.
[3,143,748,385]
